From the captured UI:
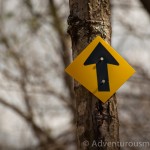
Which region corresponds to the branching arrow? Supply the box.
[84,42,119,91]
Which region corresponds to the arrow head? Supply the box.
[84,42,119,66]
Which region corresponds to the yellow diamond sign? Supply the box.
[65,36,135,103]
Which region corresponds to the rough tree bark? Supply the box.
[68,0,120,150]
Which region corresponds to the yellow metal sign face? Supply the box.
[65,36,135,103]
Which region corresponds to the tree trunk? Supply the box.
[68,0,120,150]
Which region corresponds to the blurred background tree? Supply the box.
[0,0,74,149]
[0,0,149,150]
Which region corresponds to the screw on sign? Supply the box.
[65,36,135,103]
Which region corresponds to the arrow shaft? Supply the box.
[96,61,110,91]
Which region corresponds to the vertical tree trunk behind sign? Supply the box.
[68,0,120,150]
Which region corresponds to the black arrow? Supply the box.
[84,42,119,91]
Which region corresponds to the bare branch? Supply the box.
[140,0,150,15]
[49,0,74,102]
[0,97,29,120]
